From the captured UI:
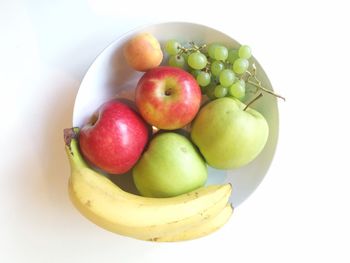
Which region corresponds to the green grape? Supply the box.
[238,45,252,59]
[182,52,189,62]
[214,45,228,61]
[190,69,201,78]
[188,52,207,69]
[208,43,219,59]
[165,40,181,55]
[239,79,246,88]
[205,84,216,100]
[219,69,235,87]
[168,55,185,68]
[214,85,228,98]
[233,58,249,74]
[227,49,239,64]
[210,61,225,76]
[199,85,208,94]
[229,81,246,100]
[196,71,211,87]
[210,74,220,88]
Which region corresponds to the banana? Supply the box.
[64,128,232,241]
[152,204,233,242]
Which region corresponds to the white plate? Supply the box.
[73,22,279,207]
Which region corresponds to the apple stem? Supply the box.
[244,93,263,111]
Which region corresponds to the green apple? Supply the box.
[132,132,207,197]
[191,97,269,169]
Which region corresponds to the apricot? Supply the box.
[123,33,163,72]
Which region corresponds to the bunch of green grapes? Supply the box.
[164,40,253,101]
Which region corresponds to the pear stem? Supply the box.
[244,93,263,111]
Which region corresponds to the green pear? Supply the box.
[191,97,269,169]
[132,132,208,197]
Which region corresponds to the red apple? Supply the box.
[79,100,150,175]
[135,66,202,130]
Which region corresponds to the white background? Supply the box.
[1,0,349,262]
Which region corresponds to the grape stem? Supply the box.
[244,93,263,111]
[172,40,285,102]
[204,60,211,73]
[178,42,210,73]
[247,80,286,101]
[245,64,286,101]
[178,42,207,55]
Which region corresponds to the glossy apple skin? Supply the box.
[135,66,202,130]
[132,132,208,197]
[191,97,269,169]
[79,100,150,175]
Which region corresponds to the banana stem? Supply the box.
[64,128,88,169]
